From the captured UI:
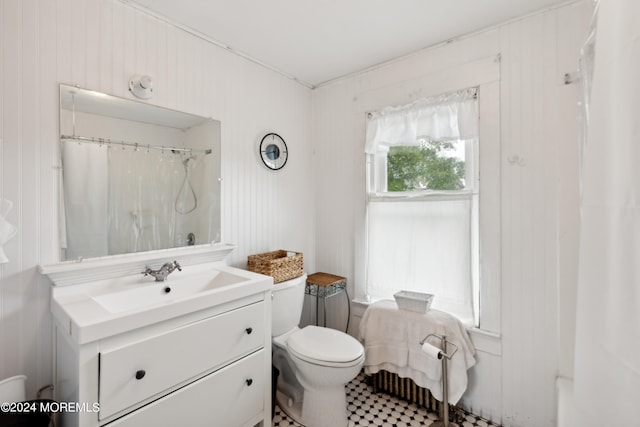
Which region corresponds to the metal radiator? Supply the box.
[370,370,441,413]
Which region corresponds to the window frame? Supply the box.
[353,55,501,334]
[365,92,480,327]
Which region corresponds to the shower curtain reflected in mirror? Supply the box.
[61,140,205,260]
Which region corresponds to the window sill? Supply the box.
[351,299,501,356]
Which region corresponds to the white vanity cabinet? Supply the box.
[52,281,273,427]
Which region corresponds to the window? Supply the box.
[365,88,479,326]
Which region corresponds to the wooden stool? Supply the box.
[305,272,347,328]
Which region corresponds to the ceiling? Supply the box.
[128,0,571,88]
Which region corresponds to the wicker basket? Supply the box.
[247,250,303,283]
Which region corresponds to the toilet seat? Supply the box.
[287,326,364,367]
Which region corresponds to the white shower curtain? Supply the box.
[107,147,185,255]
[574,0,640,425]
[61,141,109,259]
[62,140,200,259]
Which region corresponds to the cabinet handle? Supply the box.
[245,327,253,335]
[135,370,146,380]
[245,378,253,386]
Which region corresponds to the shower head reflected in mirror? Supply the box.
[175,153,198,214]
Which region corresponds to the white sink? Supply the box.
[47,260,273,344]
[93,270,249,314]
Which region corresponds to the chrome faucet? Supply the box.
[142,261,182,282]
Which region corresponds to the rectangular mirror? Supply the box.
[59,84,221,261]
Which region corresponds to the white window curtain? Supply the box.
[365,88,478,154]
[365,88,478,326]
[366,199,474,322]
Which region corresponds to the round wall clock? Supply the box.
[259,133,288,170]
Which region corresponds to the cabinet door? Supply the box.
[99,301,264,419]
[108,349,266,427]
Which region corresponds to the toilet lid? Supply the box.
[287,326,364,364]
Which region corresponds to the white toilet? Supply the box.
[271,274,364,427]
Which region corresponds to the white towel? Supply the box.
[0,199,17,264]
[358,299,476,404]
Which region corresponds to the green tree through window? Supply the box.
[387,140,465,191]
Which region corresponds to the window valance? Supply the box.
[365,87,478,154]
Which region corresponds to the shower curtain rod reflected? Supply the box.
[60,134,213,155]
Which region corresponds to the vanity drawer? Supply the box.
[108,349,266,427]
[98,301,264,420]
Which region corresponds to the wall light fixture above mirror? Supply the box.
[129,74,154,99]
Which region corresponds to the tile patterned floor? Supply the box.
[272,373,501,427]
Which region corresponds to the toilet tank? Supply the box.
[271,274,307,337]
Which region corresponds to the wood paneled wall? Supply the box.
[0,0,313,398]
[1,0,595,425]
[312,2,592,426]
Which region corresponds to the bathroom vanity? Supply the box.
[41,245,273,427]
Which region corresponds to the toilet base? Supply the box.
[276,386,350,427]
[276,389,303,424]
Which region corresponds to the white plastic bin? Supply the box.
[0,375,26,402]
